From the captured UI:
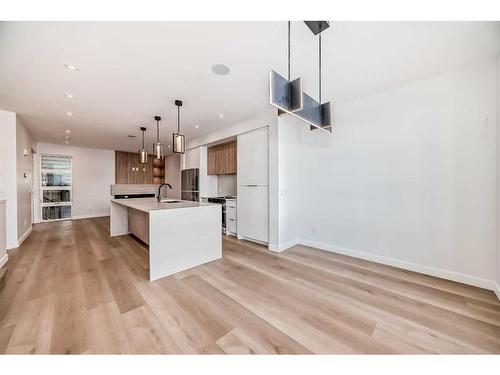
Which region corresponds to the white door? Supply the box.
[237,185,268,242]
[237,128,269,186]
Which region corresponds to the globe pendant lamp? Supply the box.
[152,115,164,159]
[173,100,185,154]
[138,127,148,164]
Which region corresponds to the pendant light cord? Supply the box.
[319,33,322,104]
[177,106,180,133]
[141,129,145,149]
[156,119,160,142]
[287,21,291,82]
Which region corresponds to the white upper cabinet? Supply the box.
[237,128,269,186]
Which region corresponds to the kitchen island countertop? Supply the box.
[110,197,214,213]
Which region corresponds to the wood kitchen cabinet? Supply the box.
[207,141,237,175]
[115,151,130,184]
[115,151,164,184]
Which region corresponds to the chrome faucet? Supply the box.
[157,183,172,202]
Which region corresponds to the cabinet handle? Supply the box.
[229,219,235,221]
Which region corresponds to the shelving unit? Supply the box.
[152,157,165,184]
[115,151,166,184]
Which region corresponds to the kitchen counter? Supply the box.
[110,198,221,281]
[110,197,213,213]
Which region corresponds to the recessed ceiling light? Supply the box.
[64,64,79,72]
[65,93,75,99]
[65,129,71,134]
[66,111,73,117]
[195,125,199,129]
[211,64,230,76]
[218,114,224,119]
[64,136,71,139]
[64,141,69,144]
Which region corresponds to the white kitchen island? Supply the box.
[110,198,221,281]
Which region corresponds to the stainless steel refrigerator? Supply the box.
[181,168,199,201]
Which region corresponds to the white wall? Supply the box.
[0,201,6,267]
[188,110,276,150]
[294,60,497,289]
[496,55,500,297]
[165,154,181,199]
[35,143,115,221]
[0,110,18,249]
[16,117,35,242]
[199,146,218,198]
[269,116,302,251]
[183,147,200,170]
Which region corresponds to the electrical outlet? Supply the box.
[24,219,27,226]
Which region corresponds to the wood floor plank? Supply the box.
[121,305,182,354]
[1,217,499,354]
[199,259,390,354]
[0,325,15,353]
[158,277,231,342]
[281,246,500,326]
[286,243,500,306]
[134,280,218,353]
[50,273,89,354]
[180,274,311,354]
[87,302,135,354]
[0,232,50,328]
[217,328,277,354]
[5,293,56,354]
[222,240,500,352]
[110,236,149,281]
[75,236,114,310]
[100,256,145,314]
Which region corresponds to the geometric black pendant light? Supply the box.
[294,23,332,132]
[269,21,332,133]
[269,21,303,113]
[172,100,186,154]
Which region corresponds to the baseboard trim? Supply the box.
[237,235,268,247]
[72,213,109,220]
[494,283,500,301]
[17,226,32,247]
[269,239,300,253]
[299,239,495,291]
[0,254,8,269]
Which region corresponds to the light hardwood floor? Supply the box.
[0,217,499,354]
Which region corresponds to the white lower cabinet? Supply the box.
[226,199,237,236]
[237,185,268,243]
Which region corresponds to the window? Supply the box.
[40,154,72,221]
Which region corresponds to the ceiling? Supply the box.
[0,21,499,153]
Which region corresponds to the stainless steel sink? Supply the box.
[158,199,182,204]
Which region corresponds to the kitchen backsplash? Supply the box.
[218,174,237,196]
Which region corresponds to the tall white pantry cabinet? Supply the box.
[237,127,269,243]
